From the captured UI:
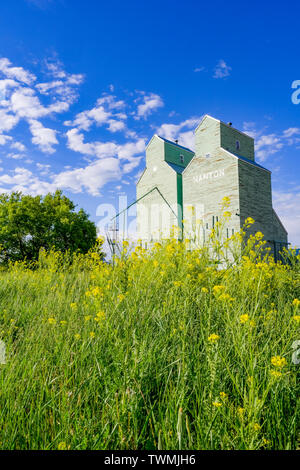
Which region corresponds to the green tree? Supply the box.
[0,190,98,263]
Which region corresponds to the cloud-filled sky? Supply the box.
[0,0,299,245]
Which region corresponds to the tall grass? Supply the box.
[0,215,299,450]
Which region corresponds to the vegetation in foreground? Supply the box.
[0,207,299,450]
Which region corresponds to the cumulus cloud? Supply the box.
[243,122,300,162]
[36,61,84,104]
[10,141,26,152]
[64,94,126,131]
[66,128,145,162]
[136,92,164,119]
[54,158,122,196]
[0,109,19,132]
[156,117,202,151]
[0,134,12,145]
[213,60,232,79]
[0,58,36,85]
[28,119,58,154]
[273,189,300,246]
[0,57,86,153]
[194,66,205,73]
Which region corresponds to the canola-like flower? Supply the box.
[240,314,249,324]
[173,281,183,288]
[292,298,300,308]
[270,369,282,378]
[208,334,220,343]
[212,401,222,408]
[271,356,287,368]
[212,285,225,295]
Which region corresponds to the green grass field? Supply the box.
[0,222,299,450]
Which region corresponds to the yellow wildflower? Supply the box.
[222,196,230,206]
[240,314,249,324]
[48,317,57,325]
[270,369,282,378]
[212,285,225,295]
[245,217,255,225]
[74,333,81,340]
[89,331,95,339]
[208,334,220,343]
[95,311,106,322]
[70,302,77,309]
[173,281,183,287]
[57,442,67,450]
[255,231,264,240]
[237,407,245,417]
[292,315,300,323]
[84,315,92,322]
[223,211,232,218]
[60,320,67,326]
[292,298,300,308]
[212,401,222,408]
[220,392,228,400]
[201,287,208,293]
[117,293,126,302]
[252,423,261,432]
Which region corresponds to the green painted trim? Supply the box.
[177,173,183,239]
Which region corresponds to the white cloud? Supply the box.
[54,158,122,196]
[108,119,126,132]
[28,119,58,154]
[136,92,164,119]
[10,141,26,152]
[156,117,202,150]
[0,58,36,85]
[64,94,126,131]
[10,87,68,119]
[255,134,283,162]
[0,134,12,145]
[273,190,300,246]
[6,152,25,160]
[283,127,300,138]
[243,122,300,162]
[213,60,232,79]
[66,128,145,162]
[0,109,19,132]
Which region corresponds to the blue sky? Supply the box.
[0,0,299,245]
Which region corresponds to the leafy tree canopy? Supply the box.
[0,190,98,263]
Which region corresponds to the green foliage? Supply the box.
[0,230,299,450]
[0,190,98,263]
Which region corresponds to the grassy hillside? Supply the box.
[0,219,299,450]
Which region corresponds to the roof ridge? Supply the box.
[158,135,194,153]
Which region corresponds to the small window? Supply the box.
[180,154,184,164]
[205,153,211,159]
[236,140,240,150]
